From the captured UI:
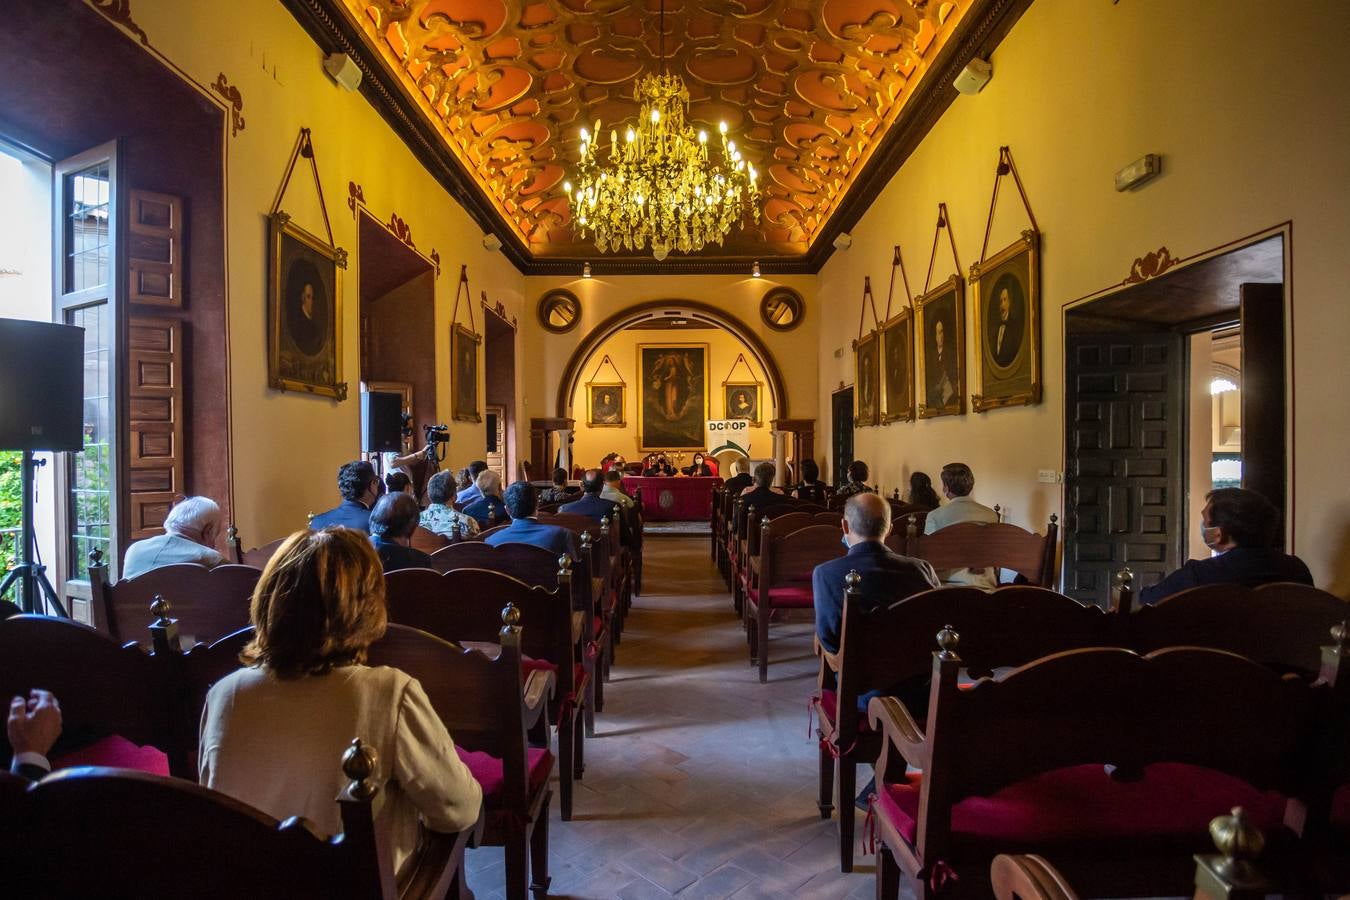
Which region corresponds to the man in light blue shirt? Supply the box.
[456,459,489,505]
[121,496,225,579]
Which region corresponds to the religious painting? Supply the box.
[915,275,966,419]
[587,382,626,427]
[452,323,481,422]
[854,331,880,426]
[723,382,762,425]
[638,343,708,451]
[971,230,1042,411]
[268,211,346,399]
[880,308,914,423]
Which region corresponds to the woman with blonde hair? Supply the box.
[198,527,482,873]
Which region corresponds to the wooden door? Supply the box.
[1064,331,1184,606]
[1238,283,1286,542]
[485,405,506,484]
[831,387,854,488]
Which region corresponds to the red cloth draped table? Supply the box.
[623,476,722,521]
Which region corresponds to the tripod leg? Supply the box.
[34,567,67,619]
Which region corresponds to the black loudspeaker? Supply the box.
[360,390,403,453]
[0,319,84,452]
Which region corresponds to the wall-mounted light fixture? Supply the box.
[323,52,362,91]
[1114,154,1162,191]
[482,232,503,252]
[833,232,853,251]
[752,261,761,277]
[582,262,592,278]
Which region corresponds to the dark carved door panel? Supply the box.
[1239,283,1286,543]
[831,387,854,488]
[1064,332,1184,606]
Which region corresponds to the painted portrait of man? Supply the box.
[924,304,957,412]
[986,272,1026,369]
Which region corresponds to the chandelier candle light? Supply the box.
[563,3,759,260]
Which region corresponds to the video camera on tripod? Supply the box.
[423,424,450,466]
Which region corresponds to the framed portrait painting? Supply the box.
[914,274,965,419]
[268,212,347,399]
[638,343,707,451]
[880,309,914,423]
[452,323,481,422]
[971,230,1041,411]
[723,382,761,425]
[587,382,626,427]
[854,331,880,427]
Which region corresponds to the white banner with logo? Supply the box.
[706,419,751,457]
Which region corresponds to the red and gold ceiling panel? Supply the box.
[338,0,975,259]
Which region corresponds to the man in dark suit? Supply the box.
[310,460,381,532]
[813,493,939,655]
[487,482,580,559]
[560,469,618,523]
[8,689,61,780]
[739,462,787,511]
[722,459,752,495]
[369,493,432,572]
[1140,487,1313,604]
[988,281,1025,368]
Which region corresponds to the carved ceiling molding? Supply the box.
[210,72,246,137]
[347,181,367,215]
[89,0,150,46]
[282,0,1031,274]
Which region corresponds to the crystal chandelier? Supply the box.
[563,5,759,260]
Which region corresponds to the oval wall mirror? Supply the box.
[537,289,581,333]
[760,287,803,331]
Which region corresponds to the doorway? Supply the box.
[483,307,516,484]
[1062,234,1286,605]
[831,386,854,489]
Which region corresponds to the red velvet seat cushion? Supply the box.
[455,745,553,801]
[50,734,170,776]
[814,690,874,733]
[747,583,814,608]
[593,615,604,639]
[875,764,1289,854]
[520,657,587,695]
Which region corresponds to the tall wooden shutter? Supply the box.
[127,315,184,538]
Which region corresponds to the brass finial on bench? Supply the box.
[936,625,960,659]
[150,594,171,624]
[501,601,522,631]
[148,593,181,654]
[1115,567,1134,589]
[342,738,379,802]
[1193,806,1270,898]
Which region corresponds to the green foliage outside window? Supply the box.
[0,452,21,602]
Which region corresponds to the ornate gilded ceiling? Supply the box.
[333,0,984,263]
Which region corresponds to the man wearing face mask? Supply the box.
[1139,487,1313,605]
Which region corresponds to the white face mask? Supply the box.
[1201,523,1224,551]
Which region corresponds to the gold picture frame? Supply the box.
[451,322,481,422]
[637,343,708,451]
[723,381,762,425]
[880,308,915,423]
[267,211,348,400]
[586,382,627,427]
[970,229,1041,411]
[914,274,966,419]
[854,331,880,426]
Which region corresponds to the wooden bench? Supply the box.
[226,526,287,569]
[88,551,261,647]
[903,515,1059,588]
[745,522,844,683]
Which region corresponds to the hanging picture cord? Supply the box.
[923,202,962,294]
[882,244,914,320]
[586,353,626,385]
[721,352,757,384]
[854,275,882,346]
[450,265,478,335]
[270,128,337,250]
[978,145,1040,265]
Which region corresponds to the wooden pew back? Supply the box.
[905,516,1059,586]
[90,559,261,647]
[762,523,845,586]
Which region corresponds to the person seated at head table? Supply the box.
[722,459,753,495]
[1140,487,1313,605]
[121,496,225,579]
[600,469,634,509]
[7,689,63,781]
[907,471,941,511]
[418,471,480,540]
[455,460,489,506]
[199,528,482,874]
[739,462,785,509]
[485,482,581,559]
[538,467,573,504]
[834,460,872,503]
[793,459,828,504]
[682,452,714,477]
[462,470,507,527]
[370,493,434,572]
[923,462,1000,588]
[311,461,382,533]
[642,454,675,477]
[560,469,619,523]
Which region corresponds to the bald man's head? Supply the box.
[843,492,892,545]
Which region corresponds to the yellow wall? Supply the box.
[110,0,527,545]
[565,325,775,467]
[816,0,1350,591]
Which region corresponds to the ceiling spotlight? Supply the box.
[752,261,761,277]
[582,262,592,278]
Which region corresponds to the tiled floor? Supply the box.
[465,535,894,899]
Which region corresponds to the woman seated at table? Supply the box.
[682,452,714,477]
[199,527,483,875]
[643,454,676,477]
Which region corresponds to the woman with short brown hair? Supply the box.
[199,527,481,873]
